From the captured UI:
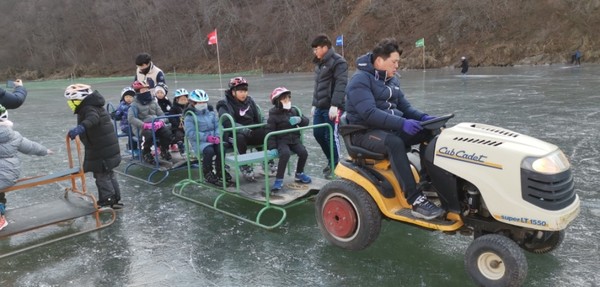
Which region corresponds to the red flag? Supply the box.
[207,29,217,45]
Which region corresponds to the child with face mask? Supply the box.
[183,89,231,186]
[266,87,311,192]
[127,81,173,164]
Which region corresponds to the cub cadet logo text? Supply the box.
[437,147,503,169]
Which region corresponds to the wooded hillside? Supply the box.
[1,0,598,79]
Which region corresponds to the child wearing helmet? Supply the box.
[127,81,173,164]
[266,87,311,191]
[169,88,189,156]
[0,104,52,230]
[184,89,232,186]
[64,84,123,209]
[216,77,276,182]
[114,87,139,157]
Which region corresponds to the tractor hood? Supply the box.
[433,122,579,231]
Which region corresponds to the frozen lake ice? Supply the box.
[1,64,599,286]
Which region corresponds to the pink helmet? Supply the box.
[270,87,291,104]
[131,80,146,92]
[228,77,248,90]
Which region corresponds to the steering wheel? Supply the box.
[420,113,455,130]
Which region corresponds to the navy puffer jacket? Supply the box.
[0,86,27,109]
[345,53,425,131]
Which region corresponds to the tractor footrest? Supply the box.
[394,208,456,226]
[0,197,96,238]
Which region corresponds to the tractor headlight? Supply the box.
[521,150,570,174]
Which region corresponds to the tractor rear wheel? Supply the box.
[315,179,381,250]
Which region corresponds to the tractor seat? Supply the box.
[339,114,387,161]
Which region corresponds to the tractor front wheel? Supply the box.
[465,234,528,287]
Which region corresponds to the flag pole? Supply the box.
[173,67,178,88]
[415,38,425,71]
[215,29,223,90]
[341,35,344,58]
[422,45,425,71]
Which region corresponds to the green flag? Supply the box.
[415,38,425,48]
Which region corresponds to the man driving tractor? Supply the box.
[344,38,444,220]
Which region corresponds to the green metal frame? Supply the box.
[172,107,334,229]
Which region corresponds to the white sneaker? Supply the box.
[241,165,256,182]
[268,161,278,176]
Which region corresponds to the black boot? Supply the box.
[142,150,156,165]
[160,146,172,161]
[204,171,221,186]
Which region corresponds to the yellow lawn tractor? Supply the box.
[315,114,580,286]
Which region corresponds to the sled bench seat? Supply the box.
[224,151,277,166]
[0,197,96,238]
[0,167,82,193]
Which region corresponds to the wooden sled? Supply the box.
[0,136,116,259]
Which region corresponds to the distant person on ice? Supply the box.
[571,50,581,66]
[460,56,469,75]
[134,53,166,95]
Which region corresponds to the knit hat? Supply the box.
[154,85,166,96]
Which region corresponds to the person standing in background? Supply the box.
[310,34,348,179]
[134,53,166,95]
[571,50,581,66]
[460,56,469,75]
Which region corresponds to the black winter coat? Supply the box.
[157,97,172,114]
[312,48,348,110]
[74,91,121,172]
[216,91,263,137]
[266,107,309,150]
[168,101,186,131]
